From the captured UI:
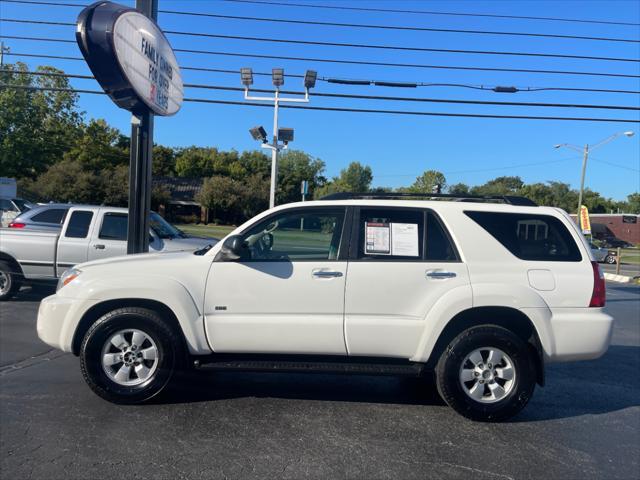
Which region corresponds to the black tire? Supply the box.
[435,325,536,422]
[0,260,22,301]
[80,307,184,404]
[605,254,616,264]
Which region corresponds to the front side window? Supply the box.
[31,208,67,224]
[65,211,93,238]
[465,211,581,262]
[241,209,346,261]
[99,213,128,241]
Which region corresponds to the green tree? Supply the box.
[625,193,640,213]
[64,119,128,171]
[152,145,177,177]
[0,62,82,178]
[316,161,373,197]
[407,170,447,193]
[277,150,326,204]
[448,182,470,195]
[471,176,524,196]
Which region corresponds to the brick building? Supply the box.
[571,213,639,245]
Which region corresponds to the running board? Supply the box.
[193,355,425,377]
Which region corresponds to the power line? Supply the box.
[5,52,640,96]
[5,18,638,64]
[590,156,640,173]
[4,84,637,123]
[6,34,638,79]
[155,11,640,44]
[220,0,640,27]
[5,69,639,111]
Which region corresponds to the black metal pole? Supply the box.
[126,0,157,254]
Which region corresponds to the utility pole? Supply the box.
[0,42,9,67]
[127,0,157,254]
[555,130,635,221]
[576,144,589,219]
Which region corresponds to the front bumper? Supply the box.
[37,294,87,352]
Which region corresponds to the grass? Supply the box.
[620,248,640,265]
[176,224,236,239]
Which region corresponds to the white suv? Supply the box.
[37,193,613,421]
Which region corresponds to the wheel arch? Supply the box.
[426,306,545,386]
[0,252,24,278]
[71,299,186,356]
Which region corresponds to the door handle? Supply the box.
[93,244,106,250]
[426,270,456,279]
[312,270,343,278]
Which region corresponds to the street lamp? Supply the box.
[555,131,635,220]
[241,67,317,208]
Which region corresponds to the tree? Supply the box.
[277,150,326,204]
[64,119,128,171]
[152,145,177,177]
[448,183,470,195]
[626,193,640,214]
[316,161,372,197]
[407,170,446,193]
[0,62,82,179]
[471,176,524,196]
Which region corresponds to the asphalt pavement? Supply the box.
[1,283,638,479]
[602,261,640,278]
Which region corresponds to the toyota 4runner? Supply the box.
[36,193,613,421]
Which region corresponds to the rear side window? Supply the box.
[31,208,67,224]
[465,211,581,262]
[99,213,128,241]
[426,212,458,261]
[357,209,424,260]
[65,211,93,238]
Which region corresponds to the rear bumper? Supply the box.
[547,308,614,362]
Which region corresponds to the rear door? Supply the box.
[86,211,128,261]
[56,209,95,275]
[344,207,471,358]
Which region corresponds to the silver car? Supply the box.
[589,242,609,263]
[7,203,74,231]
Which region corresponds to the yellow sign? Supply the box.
[579,205,591,235]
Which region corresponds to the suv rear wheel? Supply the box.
[435,325,536,422]
[80,307,183,404]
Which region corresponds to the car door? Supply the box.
[344,207,471,358]
[204,206,349,355]
[87,211,128,261]
[56,209,95,275]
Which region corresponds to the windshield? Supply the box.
[13,199,36,212]
[150,212,185,239]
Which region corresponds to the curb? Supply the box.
[604,272,632,283]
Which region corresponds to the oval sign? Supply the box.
[76,1,183,116]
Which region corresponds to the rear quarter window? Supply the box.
[465,211,582,262]
[31,208,67,224]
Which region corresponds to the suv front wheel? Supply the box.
[435,325,536,422]
[80,307,183,404]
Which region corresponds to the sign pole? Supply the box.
[127,0,157,254]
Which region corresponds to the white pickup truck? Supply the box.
[0,205,216,300]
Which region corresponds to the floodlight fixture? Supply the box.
[623,131,635,137]
[240,67,253,86]
[304,70,317,89]
[272,68,284,87]
[278,127,294,144]
[250,126,268,143]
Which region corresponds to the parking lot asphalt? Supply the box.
[1,283,638,480]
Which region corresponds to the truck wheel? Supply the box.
[0,260,22,301]
[80,307,183,404]
[605,254,616,264]
[435,325,536,422]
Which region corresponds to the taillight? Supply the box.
[589,261,606,307]
[8,222,25,228]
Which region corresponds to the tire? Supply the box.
[80,307,184,404]
[605,255,616,264]
[435,325,536,422]
[0,260,22,301]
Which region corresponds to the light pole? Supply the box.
[555,130,635,218]
[0,41,10,67]
[241,68,317,209]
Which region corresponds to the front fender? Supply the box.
[58,274,211,355]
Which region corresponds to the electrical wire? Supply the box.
[5,18,637,63]
[5,53,640,96]
[5,69,638,111]
[2,84,637,123]
[0,0,637,43]
[219,0,640,27]
[6,35,638,79]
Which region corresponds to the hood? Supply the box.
[155,235,218,252]
[76,250,192,271]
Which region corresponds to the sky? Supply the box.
[1,0,639,201]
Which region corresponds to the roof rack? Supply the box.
[320,192,538,207]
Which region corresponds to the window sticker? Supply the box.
[391,223,419,257]
[365,222,391,254]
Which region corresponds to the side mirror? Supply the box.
[217,234,247,261]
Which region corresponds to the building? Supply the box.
[571,213,639,245]
[152,177,204,223]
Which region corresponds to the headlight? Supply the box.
[57,268,81,292]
